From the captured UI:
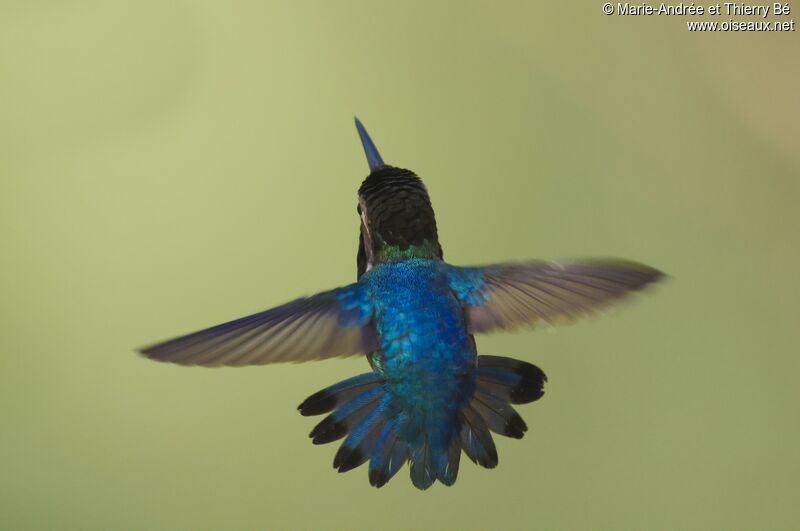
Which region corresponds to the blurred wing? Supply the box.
[139,285,376,367]
[448,259,663,334]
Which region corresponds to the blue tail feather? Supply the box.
[334,404,387,472]
[331,386,383,421]
[309,385,383,444]
[298,372,383,416]
[436,433,461,486]
[459,406,499,469]
[410,434,435,490]
[369,416,408,487]
[408,424,461,490]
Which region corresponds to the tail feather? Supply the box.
[459,407,498,468]
[369,418,408,487]
[476,356,547,404]
[298,372,384,416]
[410,435,435,490]
[309,385,383,444]
[299,355,547,489]
[334,405,387,473]
[438,435,461,486]
[471,391,527,439]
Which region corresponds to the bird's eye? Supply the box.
[357,205,362,215]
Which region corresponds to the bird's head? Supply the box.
[354,118,442,276]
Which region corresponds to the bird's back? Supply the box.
[364,259,476,419]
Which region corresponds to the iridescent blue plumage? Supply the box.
[364,259,476,488]
[139,119,663,490]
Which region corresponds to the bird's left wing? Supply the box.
[139,284,375,367]
[447,259,663,334]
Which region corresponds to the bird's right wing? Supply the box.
[447,259,664,334]
[139,284,376,367]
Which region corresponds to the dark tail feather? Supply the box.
[438,435,461,486]
[369,417,409,488]
[459,406,498,468]
[307,385,383,444]
[476,355,547,404]
[410,428,461,490]
[334,406,387,473]
[410,434,436,490]
[298,372,384,416]
[471,390,527,439]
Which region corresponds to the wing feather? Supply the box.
[139,286,376,367]
[448,259,663,334]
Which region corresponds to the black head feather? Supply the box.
[357,165,442,271]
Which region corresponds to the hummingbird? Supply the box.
[140,119,663,489]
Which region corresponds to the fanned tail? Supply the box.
[298,355,546,489]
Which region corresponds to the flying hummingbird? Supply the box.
[140,119,663,489]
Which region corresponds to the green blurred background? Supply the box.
[1,2,798,530]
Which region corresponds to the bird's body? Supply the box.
[356,260,476,487]
[305,257,542,487]
[140,119,663,489]
[367,259,474,407]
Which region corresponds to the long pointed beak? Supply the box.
[354,117,385,172]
